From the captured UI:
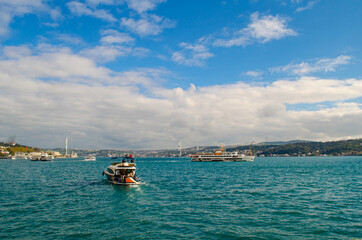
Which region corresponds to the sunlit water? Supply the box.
[0,157,361,239]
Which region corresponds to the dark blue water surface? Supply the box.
[0,157,361,239]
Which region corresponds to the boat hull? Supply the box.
[31,156,53,161]
[104,171,140,185]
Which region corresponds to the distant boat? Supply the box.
[190,145,255,162]
[84,155,96,161]
[14,152,29,159]
[31,153,53,161]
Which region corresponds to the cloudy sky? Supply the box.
[0,0,361,149]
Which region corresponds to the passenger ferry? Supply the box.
[102,155,140,185]
[190,145,255,162]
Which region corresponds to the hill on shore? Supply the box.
[254,139,361,156]
[2,139,362,157]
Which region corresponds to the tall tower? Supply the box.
[178,140,182,157]
[65,137,68,156]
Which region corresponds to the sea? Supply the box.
[0,157,361,239]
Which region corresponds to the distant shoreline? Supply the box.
[1,139,361,158]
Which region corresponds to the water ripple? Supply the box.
[0,157,361,239]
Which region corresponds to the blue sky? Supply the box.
[0,0,361,149]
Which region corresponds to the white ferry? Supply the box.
[190,145,255,162]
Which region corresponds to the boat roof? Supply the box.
[191,152,238,156]
[108,164,136,170]
[111,162,136,166]
[115,166,136,170]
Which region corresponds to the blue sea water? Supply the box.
[0,157,361,239]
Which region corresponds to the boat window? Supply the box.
[107,168,114,174]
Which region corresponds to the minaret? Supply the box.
[65,137,68,156]
[178,140,182,157]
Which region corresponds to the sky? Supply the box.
[0,0,361,150]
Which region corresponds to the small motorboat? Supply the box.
[103,155,140,185]
[84,155,96,161]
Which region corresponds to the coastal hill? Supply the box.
[235,139,362,157]
[258,139,362,157]
[1,139,361,158]
[51,138,362,157]
[256,140,314,146]
[140,139,362,157]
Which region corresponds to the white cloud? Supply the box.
[81,29,150,62]
[67,1,116,22]
[100,29,135,45]
[125,0,167,14]
[83,45,133,63]
[2,45,32,59]
[86,0,120,7]
[264,77,362,104]
[1,46,361,149]
[271,55,352,75]
[214,12,297,47]
[42,22,60,28]
[2,53,109,81]
[121,0,172,37]
[0,0,58,36]
[65,0,173,37]
[247,12,296,42]
[245,70,263,78]
[295,0,318,12]
[121,14,175,36]
[172,42,214,67]
[51,33,84,45]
